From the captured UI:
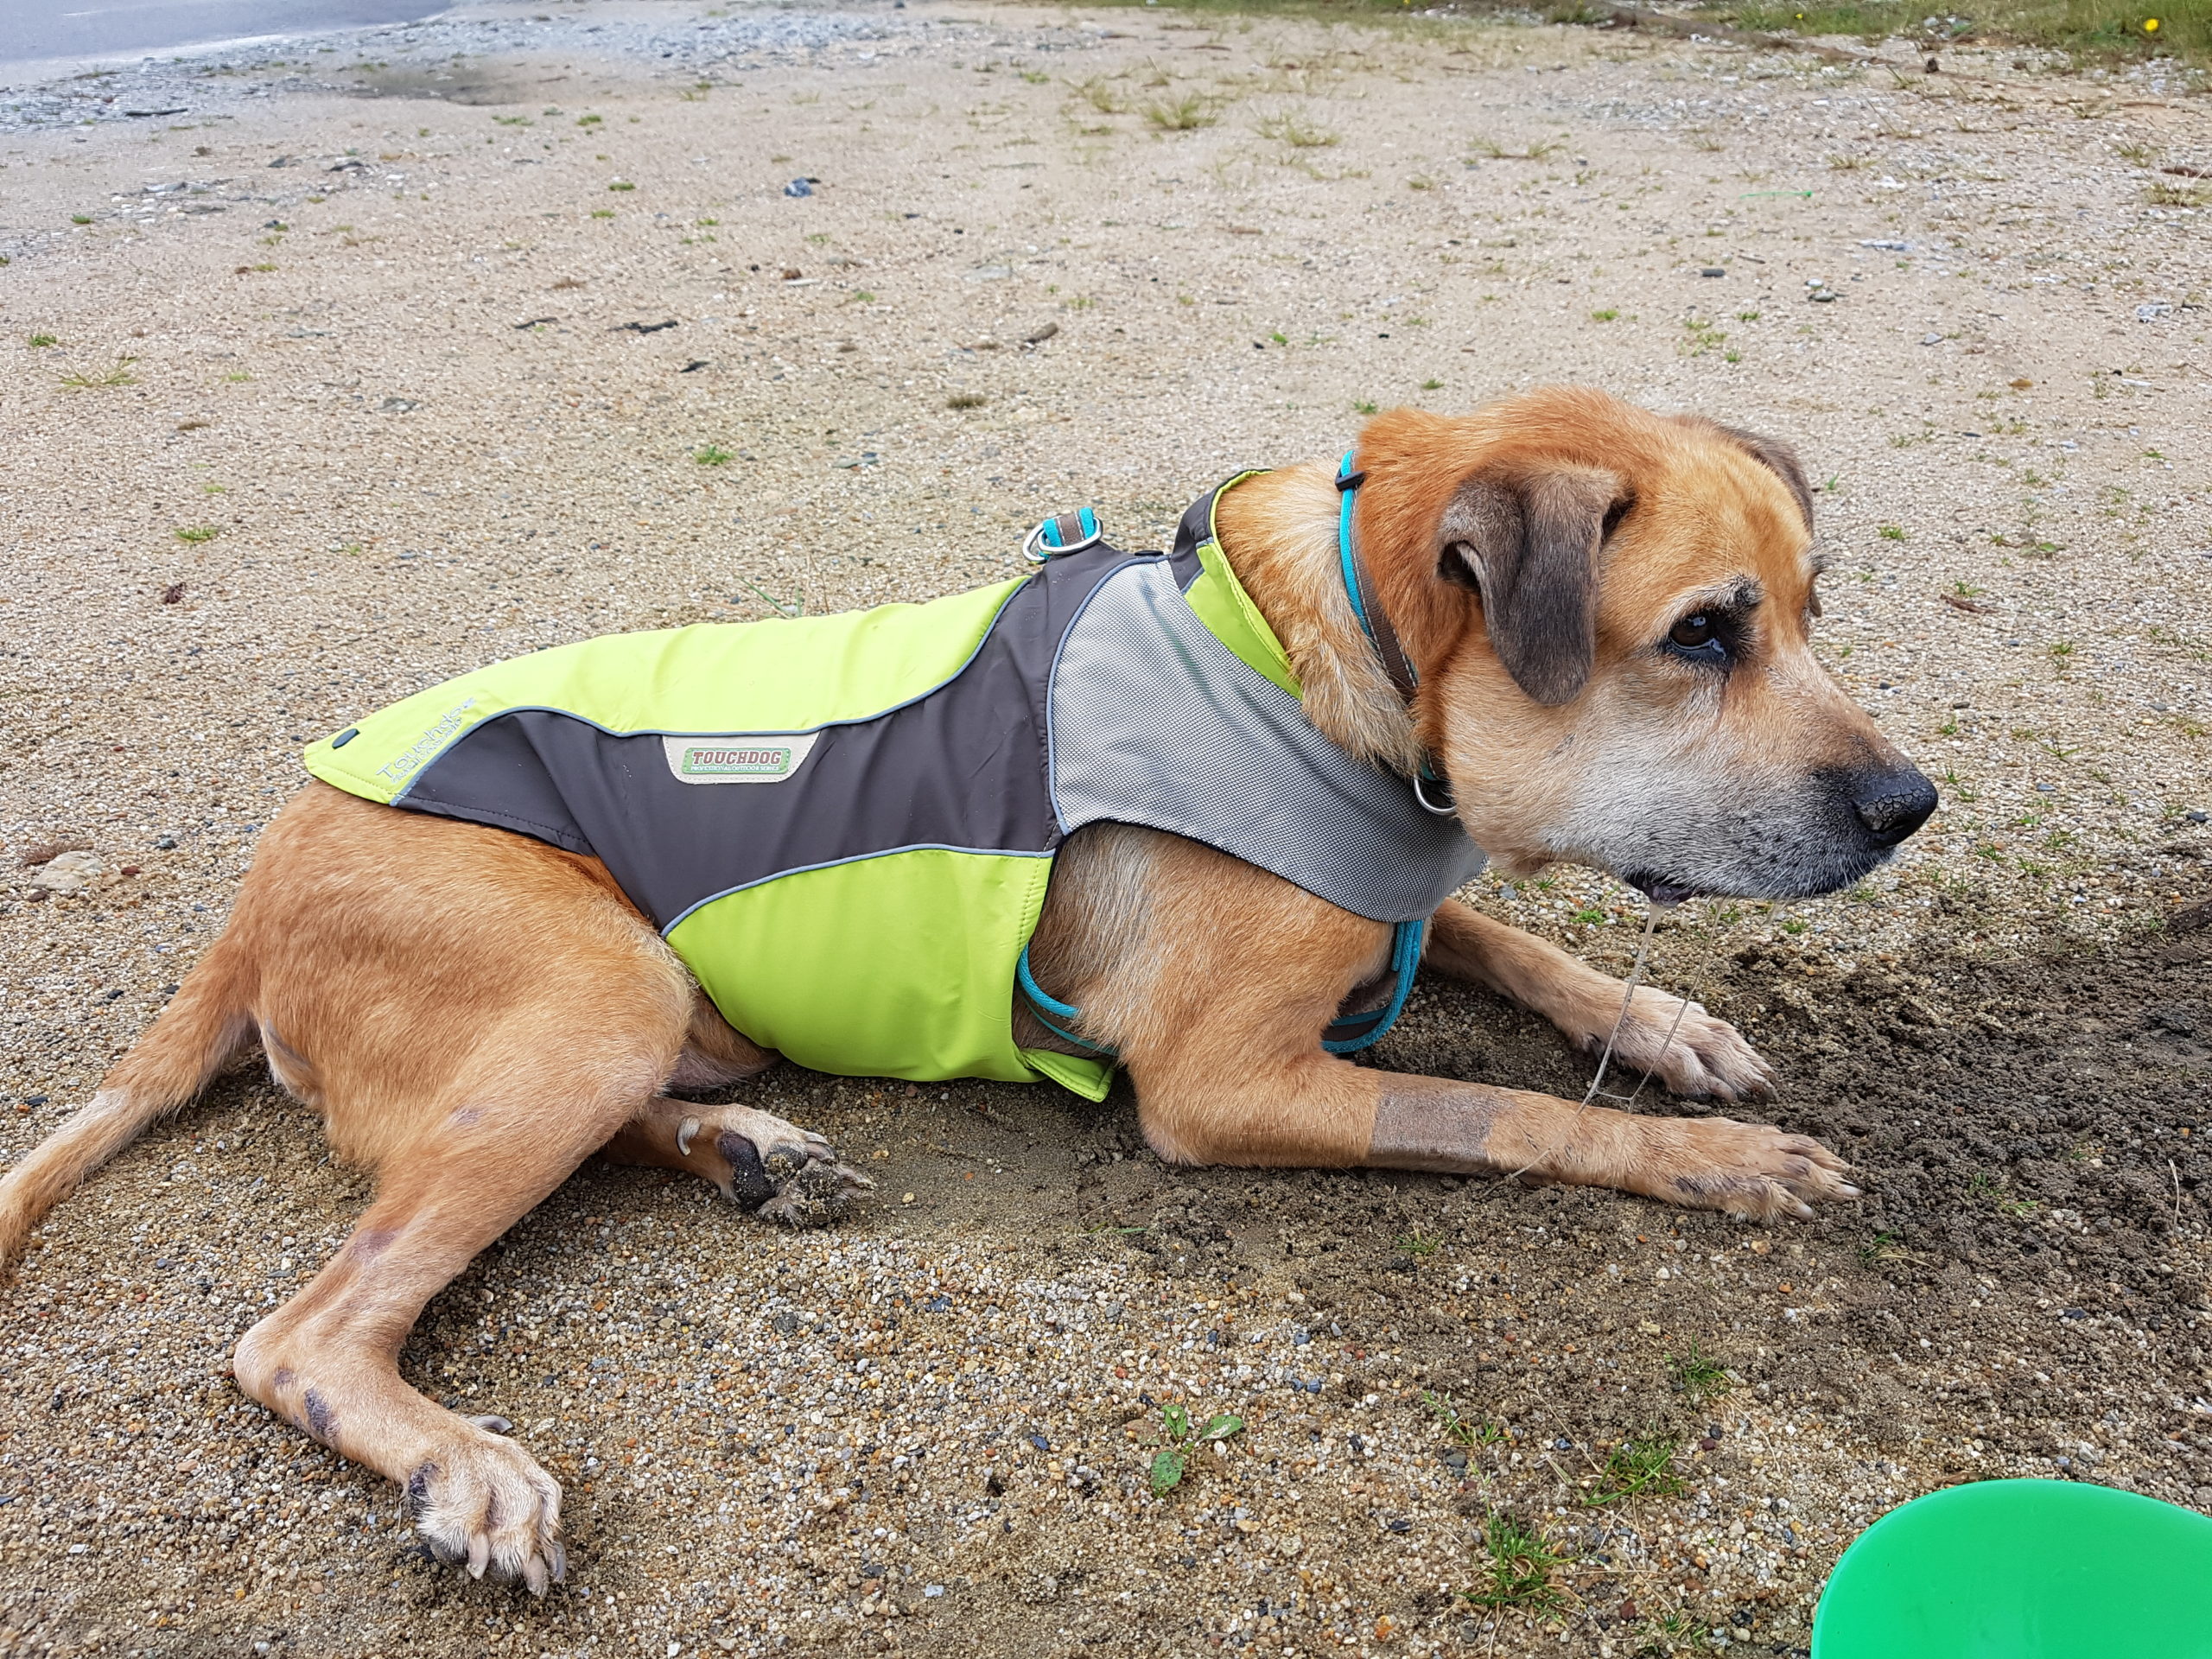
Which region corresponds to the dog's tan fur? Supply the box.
[0,389,1931,1592]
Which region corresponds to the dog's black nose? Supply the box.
[1851,768,1938,847]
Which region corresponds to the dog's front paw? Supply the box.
[674,1104,874,1228]
[1649,1117,1857,1221]
[1598,988,1775,1102]
[405,1424,565,1596]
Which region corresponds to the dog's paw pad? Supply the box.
[685,1105,874,1225]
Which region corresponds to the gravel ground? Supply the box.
[1,3,2209,1656]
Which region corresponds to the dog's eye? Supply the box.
[1663,610,1732,667]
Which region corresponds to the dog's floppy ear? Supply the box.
[1438,465,1620,707]
[1675,416,1815,533]
[1718,424,1814,531]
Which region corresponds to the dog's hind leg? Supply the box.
[229,1020,671,1594]
[595,992,873,1224]
[1422,899,1775,1102]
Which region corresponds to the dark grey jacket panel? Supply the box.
[396,539,1138,931]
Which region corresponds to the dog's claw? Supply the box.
[467,1414,512,1436]
[404,1427,563,1597]
[676,1116,702,1157]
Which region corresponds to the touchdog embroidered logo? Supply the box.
[373,698,480,786]
[662,733,820,785]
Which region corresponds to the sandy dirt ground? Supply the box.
[2,2,2210,1656]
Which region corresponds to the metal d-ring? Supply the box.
[1412,769,1458,817]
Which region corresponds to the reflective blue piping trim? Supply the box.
[1015,944,1114,1054]
[1320,918,1426,1055]
[1336,449,1372,639]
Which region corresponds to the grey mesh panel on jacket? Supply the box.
[1046,557,1486,925]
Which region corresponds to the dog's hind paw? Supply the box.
[405,1427,565,1596]
[1597,988,1775,1103]
[674,1104,874,1228]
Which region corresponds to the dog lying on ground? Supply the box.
[0,387,1934,1592]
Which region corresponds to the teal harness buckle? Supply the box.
[1023,508,1103,563]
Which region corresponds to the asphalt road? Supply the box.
[0,0,447,66]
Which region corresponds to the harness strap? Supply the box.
[1336,457,1419,704]
[1017,918,1427,1059]
[1338,450,1457,817]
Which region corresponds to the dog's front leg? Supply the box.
[1084,845,1847,1219]
[1362,1072,1853,1219]
[1422,899,1775,1101]
[1130,1047,1851,1221]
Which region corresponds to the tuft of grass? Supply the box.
[1700,0,2205,67]
[1072,76,1128,115]
[1147,1402,1245,1496]
[28,333,57,347]
[1878,524,1907,541]
[1469,135,1563,162]
[1421,1391,1507,1451]
[1463,1512,1571,1615]
[1582,1435,1688,1507]
[945,391,987,410]
[1970,1169,2042,1217]
[174,525,220,544]
[1256,111,1338,148]
[1353,399,1378,415]
[1395,1228,1441,1256]
[2145,178,2210,208]
[694,444,733,467]
[1141,94,1217,131]
[59,357,138,390]
[1419,377,1444,391]
[607,180,637,193]
[1637,1606,1719,1654]
[1666,1340,1732,1403]
[1680,317,1727,358]
[70,213,93,226]
[735,575,804,618]
[1590,308,1619,321]
[1858,1230,1905,1266]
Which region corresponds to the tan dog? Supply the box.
[0,388,1933,1592]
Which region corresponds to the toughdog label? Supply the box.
[662,733,819,784]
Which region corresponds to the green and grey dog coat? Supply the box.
[304,479,1485,1099]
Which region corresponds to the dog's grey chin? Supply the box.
[1618,846,1895,906]
[1621,870,1699,907]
